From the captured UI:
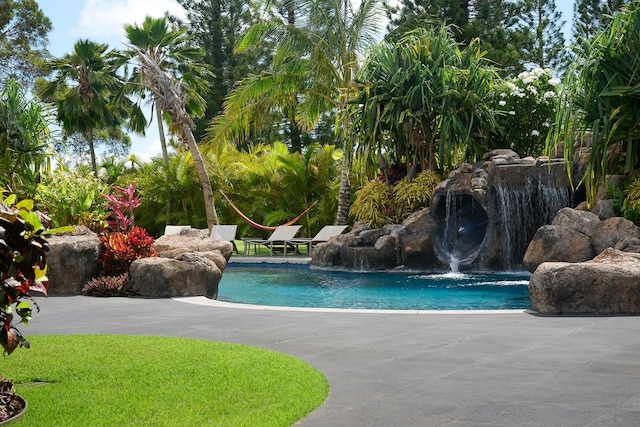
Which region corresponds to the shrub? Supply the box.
[35,168,109,231]
[394,171,441,221]
[98,226,156,276]
[351,171,442,228]
[350,180,394,229]
[612,177,640,224]
[0,194,49,354]
[103,183,140,233]
[82,273,139,297]
[490,68,560,157]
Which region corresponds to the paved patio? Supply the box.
[26,295,640,426]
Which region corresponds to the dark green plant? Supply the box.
[82,273,139,297]
[0,193,49,355]
[612,178,640,224]
[550,3,640,207]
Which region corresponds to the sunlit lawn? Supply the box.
[4,335,329,426]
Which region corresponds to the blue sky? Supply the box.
[36,0,575,160]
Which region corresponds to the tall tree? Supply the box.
[39,40,146,177]
[385,0,527,75]
[573,0,629,42]
[0,0,52,85]
[128,40,221,228]
[123,16,210,169]
[209,0,385,224]
[175,0,264,142]
[520,0,569,73]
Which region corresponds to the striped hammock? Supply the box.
[219,190,317,231]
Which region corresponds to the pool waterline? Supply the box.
[215,264,532,311]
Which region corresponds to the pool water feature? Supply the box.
[218,266,531,310]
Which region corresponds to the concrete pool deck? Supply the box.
[26,295,640,426]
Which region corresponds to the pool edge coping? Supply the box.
[173,296,532,315]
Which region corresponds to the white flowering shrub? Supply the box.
[489,68,561,157]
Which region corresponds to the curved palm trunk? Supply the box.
[155,100,169,165]
[183,125,219,228]
[133,47,220,229]
[155,99,172,224]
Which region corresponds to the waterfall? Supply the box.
[494,177,571,269]
[437,190,488,272]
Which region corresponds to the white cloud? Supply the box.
[74,0,187,46]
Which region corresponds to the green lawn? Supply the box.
[234,240,310,257]
[3,335,329,426]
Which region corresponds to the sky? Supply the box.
[36,0,576,161]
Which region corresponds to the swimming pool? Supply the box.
[217,266,531,310]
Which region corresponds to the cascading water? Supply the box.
[434,190,489,272]
[494,177,572,269]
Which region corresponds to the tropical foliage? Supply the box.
[0,80,52,199]
[551,2,640,206]
[351,170,441,227]
[39,39,146,177]
[35,168,109,230]
[354,25,498,174]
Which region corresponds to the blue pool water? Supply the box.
[218,266,532,310]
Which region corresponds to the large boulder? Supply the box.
[523,225,594,273]
[591,217,640,255]
[47,227,102,294]
[130,253,222,299]
[551,208,601,237]
[529,248,640,314]
[154,234,233,260]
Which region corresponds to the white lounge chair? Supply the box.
[163,225,191,235]
[288,225,348,254]
[209,225,238,254]
[242,225,302,256]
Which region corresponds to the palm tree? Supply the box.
[208,0,385,225]
[127,41,220,228]
[123,16,210,168]
[40,39,145,178]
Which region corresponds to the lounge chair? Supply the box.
[209,225,238,254]
[242,225,302,256]
[163,225,191,235]
[288,225,348,254]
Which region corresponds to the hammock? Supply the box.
[219,189,318,231]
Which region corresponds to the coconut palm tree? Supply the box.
[39,39,145,178]
[208,0,385,225]
[123,16,210,168]
[127,42,220,228]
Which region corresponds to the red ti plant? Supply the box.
[103,183,140,233]
[98,184,156,277]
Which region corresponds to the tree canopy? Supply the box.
[0,0,52,85]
